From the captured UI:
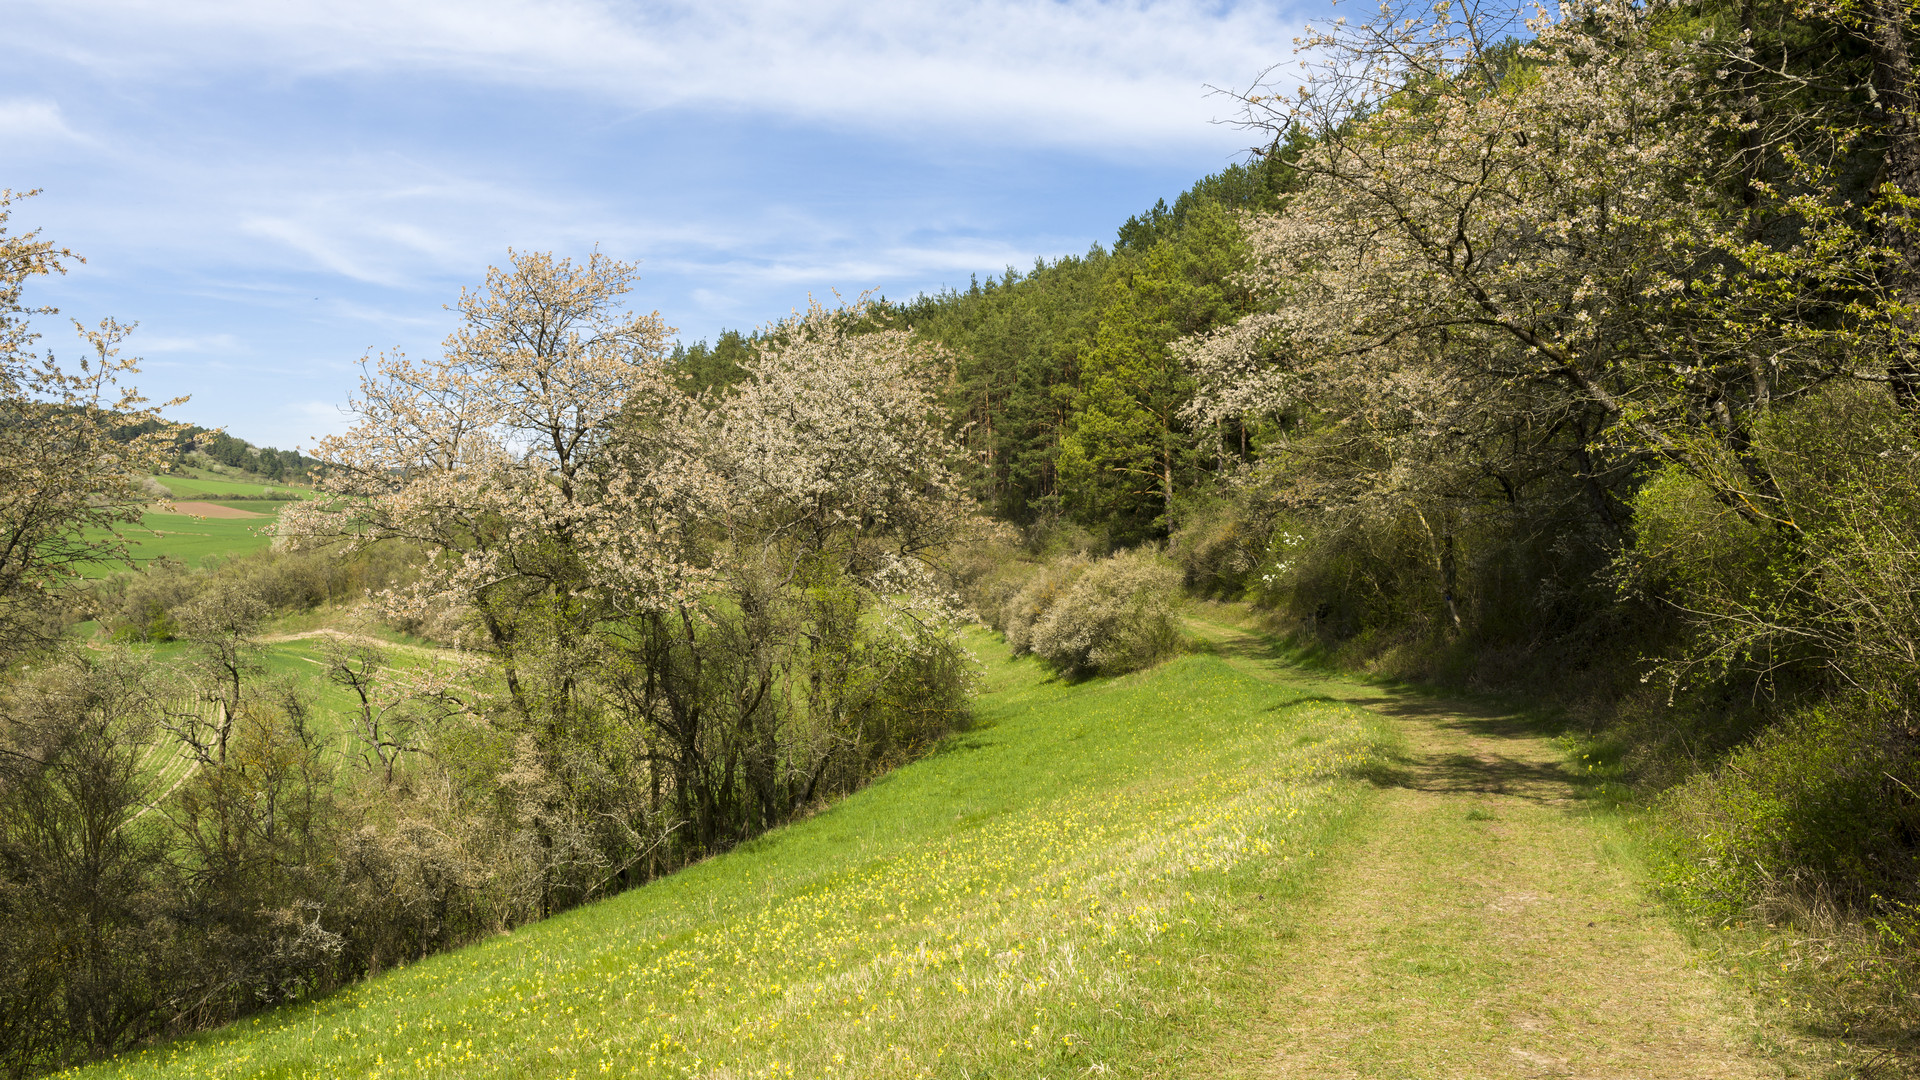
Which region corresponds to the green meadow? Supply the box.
[80,472,313,574]
[119,634,437,753]
[150,472,313,503]
[68,636,1391,1080]
[82,512,276,574]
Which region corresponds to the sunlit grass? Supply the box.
[70,634,1390,1079]
[80,512,277,574]
[150,474,313,500]
[75,473,314,576]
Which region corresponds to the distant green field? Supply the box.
[152,473,313,501]
[201,499,301,512]
[73,635,1389,1080]
[79,472,316,575]
[83,512,276,575]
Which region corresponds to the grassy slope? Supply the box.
[82,512,276,574]
[71,636,1391,1080]
[151,475,310,500]
[79,474,311,575]
[117,636,434,753]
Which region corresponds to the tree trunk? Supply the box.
[1161,444,1175,514]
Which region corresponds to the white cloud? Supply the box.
[318,298,450,332]
[7,0,1308,436]
[202,399,357,450]
[241,216,404,284]
[136,331,243,353]
[283,399,355,440]
[0,97,87,142]
[17,0,1305,150]
[675,238,1054,290]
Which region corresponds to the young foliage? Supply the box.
[0,191,183,665]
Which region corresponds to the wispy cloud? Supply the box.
[675,240,1063,290]
[6,0,1319,446]
[0,97,88,143]
[136,331,243,354]
[16,0,1302,150]
[281,399,356,445]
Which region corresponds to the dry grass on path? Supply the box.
[1183,616,1795,1080]
[254,627,448,659]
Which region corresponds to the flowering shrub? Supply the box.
[1012,551,1183,677]
[1251,529,1305,609]
[999,555,1087,656]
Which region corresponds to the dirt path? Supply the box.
[256,627,448,659]
[1185,617,1783,1079]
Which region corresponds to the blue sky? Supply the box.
[6,0,1309,449]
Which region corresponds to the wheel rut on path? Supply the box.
[1184,618,1780,1079]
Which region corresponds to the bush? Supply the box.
[1651,697,1920,922]
[98,545,423,644]
[937,532,1036,632]
[1014,550,1183,676]
[104,556,202,642]
[1167,497,1268,598]
[1000,555,1088,655]
[0,655,182,1076]
[846,608,977,770]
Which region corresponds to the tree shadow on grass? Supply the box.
[1359,699,1580,803]
[1266,693,1342,714]
[1187,614,1589,804]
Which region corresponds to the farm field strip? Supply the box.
[160,501,270,519]
[70,646,1390,1080]
[70,472,314,574]
[127,712,204,820]
[80,512,278,574]
[149,474,314,501]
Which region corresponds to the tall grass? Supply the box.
[68,634,1388,1080]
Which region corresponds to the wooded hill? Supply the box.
[672,142,1304,543]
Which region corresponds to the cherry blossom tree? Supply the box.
[1193,0,1895,535]
[285,260,975,911]
[0,190,183,666]
[598,298,974,851]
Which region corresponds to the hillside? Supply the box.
[70,628,1385,1078]
[12,4,1920,1065]
[62,618,1861,1079]
[72,470,316,577]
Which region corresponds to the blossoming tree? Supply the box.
[284,257,975,916]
